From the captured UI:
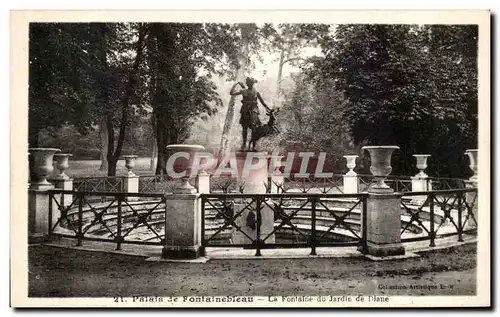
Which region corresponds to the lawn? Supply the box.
[64,157,155,178]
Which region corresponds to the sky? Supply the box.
[249,46,323,82]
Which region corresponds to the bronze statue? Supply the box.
[230,77,275,151]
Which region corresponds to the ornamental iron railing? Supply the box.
[201,193,368,256]
[48,189,166,249]
[400,188,477,246]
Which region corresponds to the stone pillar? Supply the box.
[464,149,479,229]
[28,148,60,243]
[232,152,275,245]
[123,155,139,201]
[162,194,202,259]
[464,180,478,229]
[343,155,359,194]
[196,170,211,194]
[362,146,405,257]
[53,153,73,207]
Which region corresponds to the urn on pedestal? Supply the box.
[344,155,359,176]
[53,153,72,180]
[362,146,399,192]
[166,144,206,193]
[29,148,61,188]
[465,149,478,181]
[413,154,431,178]
[123,155,138,176]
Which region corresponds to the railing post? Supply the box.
[357,195,368,254]
[309,197,317,256]
[199,195,206,256]
[458,192,464,242]
[429,193,436,247]
[76,192,83,247]
[116,194,123,250]
[255,197,262,257]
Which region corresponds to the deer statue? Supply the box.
[249,108,280,152]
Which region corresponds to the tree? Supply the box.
[145,23,237,175]
[266,24,330,107]
[29,23,97,148]
[313,24,478,177]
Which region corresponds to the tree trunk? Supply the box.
[155,125,167,175]
[217,24,250,160]
[107,25,148,176]
[150,139,157,172]
[99,118,109,171]
[105,112,115,175]
[275,48,285,106]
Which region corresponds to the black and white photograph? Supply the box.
[10,9,490,308]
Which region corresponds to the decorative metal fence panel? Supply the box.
[400,188,477,246]
[273,175,345,194]
[48,189,167,249]
[428,177,467,190]
[210,177,246,193]
[201,193,368,256]
[73,177,125,202]
[138,175,186,193]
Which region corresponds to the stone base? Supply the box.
[162,245,202,259]
[29,187,53,238]
[343,175,358,194]
[124,176,139,201]
[366,241,405,257]
[368,186,394,194]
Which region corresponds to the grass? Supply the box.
[63,157,156,178]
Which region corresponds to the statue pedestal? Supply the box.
[231,152,275,245]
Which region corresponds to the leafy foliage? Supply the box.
[311,24,478,177]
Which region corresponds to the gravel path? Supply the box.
[28,243,476,297]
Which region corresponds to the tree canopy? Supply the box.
[306,24,478,177]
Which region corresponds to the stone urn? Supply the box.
[343,155,359,176]
[123,155,138,176]
[465,149,478,181]
[29,148,61,187]
[362,146,399,192]
[413,154,431,178]
[53,153,72,180]
[166,144,206,193]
